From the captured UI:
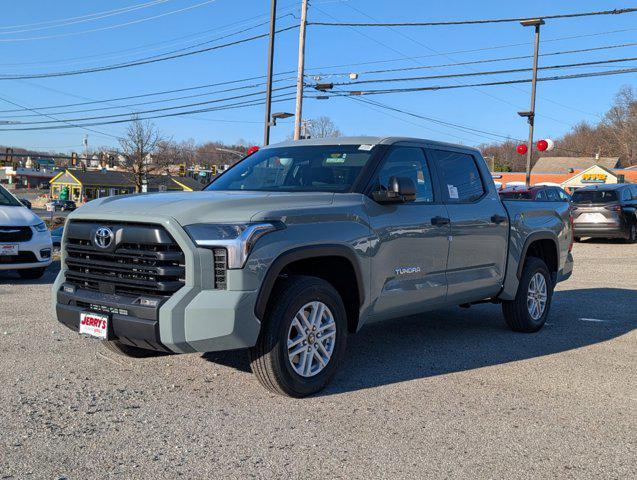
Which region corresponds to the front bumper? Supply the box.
[52,212,261,354]
[0,230,52,271]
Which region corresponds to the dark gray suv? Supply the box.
[572,184,637,242]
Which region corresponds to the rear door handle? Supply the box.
[491,214,507,224]
[431,216,450,226]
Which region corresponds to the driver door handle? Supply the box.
[431,216,450,226]
[491,214,507,224]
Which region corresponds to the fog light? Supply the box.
[40,248,51,259]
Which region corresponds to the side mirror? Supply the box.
[373,176,417,204]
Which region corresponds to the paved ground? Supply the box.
[1,240,635,479]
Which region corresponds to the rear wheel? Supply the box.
[17,267,46,279]
[102,340,166,358]
[626,222,637,244]
[249,275,347,397]
[502,257,553,333]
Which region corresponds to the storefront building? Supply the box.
[49,169,202,202]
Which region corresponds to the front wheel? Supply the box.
[249,276,347,397]
[502,257,553,333]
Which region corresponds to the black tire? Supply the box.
[102,340,166,358]
[574,236,582,243]
[626,222,637,244]
[249,275,347,397]
[502,257,553,333]
[17,267,46,279]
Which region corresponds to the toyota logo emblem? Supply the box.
[94,227,114,249]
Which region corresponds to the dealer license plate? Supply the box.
[79,312,109,340]
[0,244,18,256]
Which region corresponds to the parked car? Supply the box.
[46,200,77,212]
[18,198,32,209]
[0,184,52,279]
[571,184,637,242]
[50,226,64,247]
[499,185,571,202]
[53,137,573,397]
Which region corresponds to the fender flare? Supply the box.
[517,231,559,279]
[254,244,365,320]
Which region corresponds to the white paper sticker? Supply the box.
[447,184,459,199]
[358,144,374,151]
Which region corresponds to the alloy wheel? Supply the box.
[286,301,337,378]
[527,272,548,321]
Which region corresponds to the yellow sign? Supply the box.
[581,173,607,183]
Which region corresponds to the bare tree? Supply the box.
[118,118,165,192]
[602,85,637,165]
[307,116,342,138]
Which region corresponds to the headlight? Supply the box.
[33,222,48,233]
[184,222,283,269]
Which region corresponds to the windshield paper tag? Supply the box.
[447,184,459,199]
[358,144,374,151]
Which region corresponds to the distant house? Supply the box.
[49,169,203,202]
[531,156,622,174]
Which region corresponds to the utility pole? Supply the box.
[293,0,309,140]
[263,0,277,146]
[519,19,544,187]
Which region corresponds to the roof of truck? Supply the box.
[266,136,481,152]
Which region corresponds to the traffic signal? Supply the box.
[211,165,217,176]
[178,163,186,176]
[71,152,78,166]
[108,155,115,168]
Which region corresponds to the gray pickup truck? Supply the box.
[53,137,573,397]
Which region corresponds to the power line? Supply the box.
[313,42,637,77]
[305,27,637,73]
[0,87,298,126]
[324,56,637,87]
[323,67,637,96]
[0,25,298,80]
[0,0,170,34]
[2,78,297,118]
[309,8,637,27]
[0,0,218,42]
[0,12,296,69]
[0,95,298,132]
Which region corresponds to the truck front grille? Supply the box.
[64,221,185,297]
[0,226,33,242]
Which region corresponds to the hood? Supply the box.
[0,205,42,226]
[73,191,335,224]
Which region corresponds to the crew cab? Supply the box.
[1,184,52,279]
[53,137,573,397]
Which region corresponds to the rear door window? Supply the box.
[428,150,485,203]
[557,189,571,201]
[545,189,559,201]
[536,190,548,201]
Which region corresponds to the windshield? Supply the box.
[572,190,618,204]
[206,145,376,193]
[500,190,533,200]
[0,184,21,207]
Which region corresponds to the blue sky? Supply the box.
[0,0,635,153]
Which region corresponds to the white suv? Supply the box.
[0,185,52,279]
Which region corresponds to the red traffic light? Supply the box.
[536,139,549,151]
[516,144,528,155]
[246,146,260,156]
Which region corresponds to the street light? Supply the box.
[270,111,294,126]
[519,18,545,187]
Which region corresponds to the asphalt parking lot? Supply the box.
[1,240,635,479]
